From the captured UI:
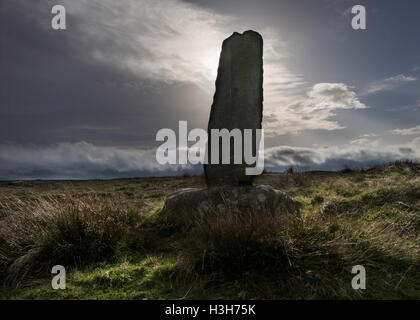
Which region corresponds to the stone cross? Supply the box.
[204,30,263,186]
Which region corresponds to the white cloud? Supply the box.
[391,125,420,136]
[264,83,367,136]
[362,74,417,96]
[0,142,194,179]
[350,137,379,147]
[265,143,419,170]
[350,134,380,146]
[411,137,420,145]
[307,83,366,111]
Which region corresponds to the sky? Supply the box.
[1,0,420,179]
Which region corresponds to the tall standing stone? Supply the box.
[205,30,263,186]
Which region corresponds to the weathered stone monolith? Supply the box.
[204,30,263,186]
[161,31,301,223]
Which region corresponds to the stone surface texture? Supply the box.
[204,30,263,186]
[161,185,300,228]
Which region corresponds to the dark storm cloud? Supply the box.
[0,0,209,146]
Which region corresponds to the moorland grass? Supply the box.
[0,161,418,299]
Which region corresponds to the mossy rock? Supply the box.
[160,185,300,229]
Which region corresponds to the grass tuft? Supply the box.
[0,194,145,287]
